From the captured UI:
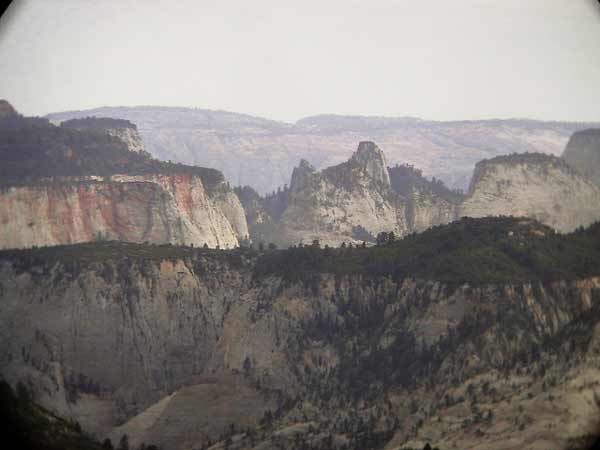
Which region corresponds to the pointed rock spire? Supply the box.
[351,141,390,187]
[290,159,317,191]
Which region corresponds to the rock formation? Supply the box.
[562,128,600,187]
[0,174,246,249]
[0,102,249,249]
[239,142,463,246]
[461,153,600,232]
[45,106,599,195]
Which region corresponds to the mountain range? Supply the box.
[46,106,600,195]
[3,99,600,450]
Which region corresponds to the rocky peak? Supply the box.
[290,159,317,191]
[350,141,391,187]
[0,100,17,119]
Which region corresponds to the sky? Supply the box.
[0,0,599,122]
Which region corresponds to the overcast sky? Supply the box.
[1,0,599,122]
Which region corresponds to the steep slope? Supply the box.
[388,164,462,233]
[563,128,600,187]
[2,218,600,450]
[46,106,598,195]
[461,153,600,232]
[0,102,249,249]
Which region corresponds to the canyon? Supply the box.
[1,218,600,450]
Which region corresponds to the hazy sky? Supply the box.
[1,0,599,122]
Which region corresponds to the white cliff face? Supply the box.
[210,188,250,241]
[407,185,459,233]
[106,127,146,153]
[239,142,466,246]
[280,142,408,245]
[461,154,600,232]
[0,174,246,249]
[350,141,391,187]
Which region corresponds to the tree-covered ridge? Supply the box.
[0,241,256,269]
[388,163,464,203]
[0,111,224,190]
[475,152,575,172]
[254,216,600,285]
[4,216,600,286]
[61,116,137,130]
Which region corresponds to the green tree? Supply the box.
[118,434,129,450]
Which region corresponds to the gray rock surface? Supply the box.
[461,153,600,232]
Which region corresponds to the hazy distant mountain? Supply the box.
[46,106,599,194]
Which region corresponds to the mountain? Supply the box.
[237,142,462,247]
[563,129,600,188]
[0,102,249,249]
[45,106,599,195]
[239,140,600,246]
[2,217,600,450]
[461,153,600,232]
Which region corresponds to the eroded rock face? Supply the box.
[244,141,463,246]
[1,250,600,450]
[0,106,250,249]
[105,127,146,153]
[563,128,600,187]
[461,153,600,232]
[0,174,248,249]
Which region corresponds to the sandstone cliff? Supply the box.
[0,174,247,249]
[461,153,600,232]
[278,142,407,246]
[239,142,462,246]
[563,128,600,187]
[0,103,249,249]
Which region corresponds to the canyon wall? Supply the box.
[461,153,600,232]
[1,242,600,449]
[0,174,248,249]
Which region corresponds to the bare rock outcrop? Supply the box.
[0,174,247,249]
[461,153,600,232]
